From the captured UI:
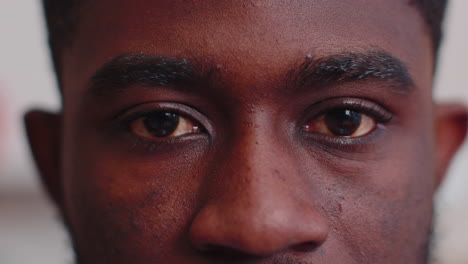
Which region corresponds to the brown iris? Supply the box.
[130,111,201,140]
[324,109,362,136]
[304,109,377,137]
[143,112,180,137]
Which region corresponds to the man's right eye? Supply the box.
[130,111,202,140]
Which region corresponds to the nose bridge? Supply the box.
[219,111,295,205]
[189,112,329,256]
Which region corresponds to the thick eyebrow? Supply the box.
[88,50,414,97]
[295,50,415,94]
[89,54,199,95]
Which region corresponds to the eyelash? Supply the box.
[300,97,393,150]
[111,98,392,154]
[112,103,210,153]
[306,98,393,124]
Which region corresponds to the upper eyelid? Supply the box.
[117,104,183,120]
[132,112,199,127]
[304,98,393,123]
[122,109,195,125]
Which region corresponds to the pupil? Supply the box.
[324,109,361,136]
[143,112,180,137]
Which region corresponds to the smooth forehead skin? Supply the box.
[57,0,437,263]
[62,0,433,97]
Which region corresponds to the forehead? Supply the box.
[62,0,433,100]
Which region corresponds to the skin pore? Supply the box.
[26,0,468,263]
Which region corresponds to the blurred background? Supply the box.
[0,1,467,263]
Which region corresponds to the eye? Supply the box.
[130,111,202,140]
[304,109,377,138]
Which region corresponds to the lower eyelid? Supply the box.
[127,133,210,155]
[300,125,388,156]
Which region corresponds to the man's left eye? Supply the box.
[303,109,377,138]
[130,111,201,140]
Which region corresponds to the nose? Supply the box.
[189,124,329,257]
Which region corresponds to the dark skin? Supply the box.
[25,0,468,263]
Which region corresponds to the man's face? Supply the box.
[26,0,468,263]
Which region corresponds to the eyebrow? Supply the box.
[88,50,414,96]
[89,54,199,95]
[294,50,414,94]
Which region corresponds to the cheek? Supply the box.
[315,133,435,262]
[63,133,207,261]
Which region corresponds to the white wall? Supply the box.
[0,1,68,264]
[0,1,466,263]
[433,1,468,263]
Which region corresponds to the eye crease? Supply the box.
[130,111,201,140]
[304,109,378,138]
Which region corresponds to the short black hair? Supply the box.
[41,0,449,79]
